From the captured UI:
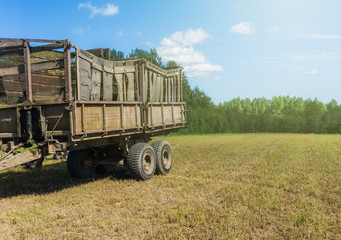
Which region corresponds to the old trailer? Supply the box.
[0,38,186,180]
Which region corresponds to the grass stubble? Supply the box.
[0,134,340,239]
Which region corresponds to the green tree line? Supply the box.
[111,48,341,134]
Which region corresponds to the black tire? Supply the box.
[67,148,96,178]
[151,140,173,175]
[127,143,156,180]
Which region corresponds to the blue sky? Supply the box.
[2,0,341,104]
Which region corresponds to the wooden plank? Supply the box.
[31,50,64,62]
[90,69,101,101]
[0,92,24,105]
[0,38,65,44]
[0,60,64,77]
[0,55,24,63]
[92,56,103,71]
[0,149,42,172]
[163,105,173,124]
[126,72,134,101]
[139,62,145,102]
[103,72,113,101]
[115,74,123,101]
[87,48,103,58]
[0,108,17,133]
[0,80,25,92]
[150,105,162,126]
[114,61,124,74]
[78,57,91,100]
[122,106,137,128]
[31,74,64,86]
[105,105,121,129]
[103,59,114,73]
[30,43,64,52]
[143,69,148,102]
[0,40,23,49]
[0,49,24,58]
[0,62,18,68]
[79,49,94,62]
[158,75,163,102]
[124,60,135,73]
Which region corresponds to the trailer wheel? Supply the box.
[127,143,156,180]
[151,140,173,175]
[67,149,95,178]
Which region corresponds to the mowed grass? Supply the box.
[0,134,340,239]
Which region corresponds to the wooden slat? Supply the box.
[0,55,24,63]
[31,50,64,62]
[0,92,25,105]
[30,43,64,52]
[103,72,113,101]
[115,74,123,101]
[126,72,134,101]
[0,40,23,49]
[78,57,91,100]
[87,48,103,58]
[0,150,42,172]
[90,69,101,101]
[0,80,25,92]
[0,60,64,77]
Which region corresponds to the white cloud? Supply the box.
[136,31,141,36]
[230,22,256,34]
[265,26,282,33]
[305,69,319,75]
[78,2,119,18]
[160,28,210,47]
[157,28,223,78]
[184,63,223,78]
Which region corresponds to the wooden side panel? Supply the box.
[115,74,123,101]
[122,106,138,128]
[103,72,113,101]
[83,105,103,132]
[74,103,142,135]
[173,105,182,123]
[126,72,134,101]
[79,57,91,100]
[163,106,173,124]
[103,60,113,101]
[149,106,162,126]
[75,106,82,133]
[105,105,121,129]
[143,70,148,102]
[90,69,101,101]
[0,108,17,134]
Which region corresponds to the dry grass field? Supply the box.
[0,134,340,239]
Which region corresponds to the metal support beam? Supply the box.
[64,40,73,101]
[23,40,33,104]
